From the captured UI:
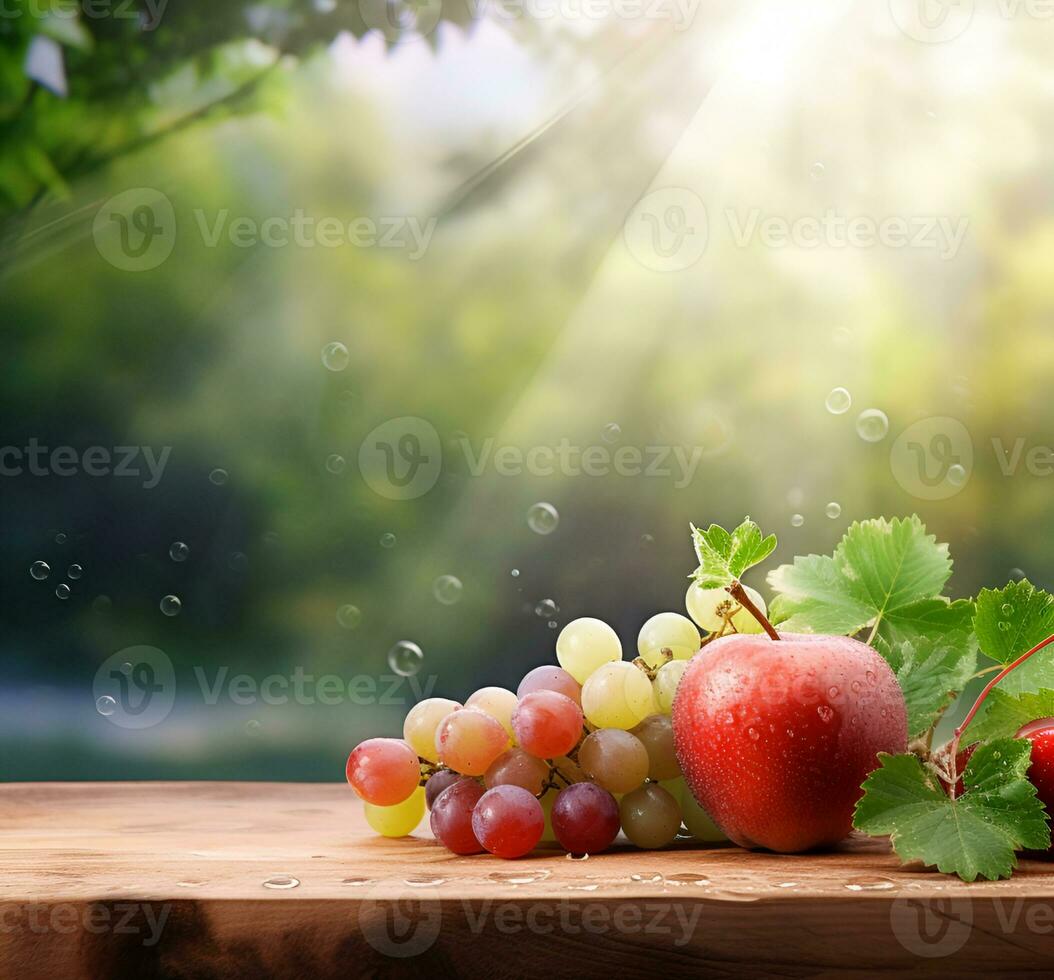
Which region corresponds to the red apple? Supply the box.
[1016,718,1054,855]
[673,632,907,852]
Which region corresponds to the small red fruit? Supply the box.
[1016,718,1054,853]
[673,632,907,852]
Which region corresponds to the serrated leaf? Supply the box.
[767,516,954,642]
[974,580,1054,667]
[875,631,977,739]
[967,689,1054,742]
[853,740,1049,882]
[690,518,776,589]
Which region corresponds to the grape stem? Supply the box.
[946,631,1054,800]
[728,580,780,641]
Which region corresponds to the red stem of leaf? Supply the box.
[947,631,1054,799]
[728,581,780,641]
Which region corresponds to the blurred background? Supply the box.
[2,0,1052,780]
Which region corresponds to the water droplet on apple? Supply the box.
[747,727,759,741]
[865,670,877,686]
[817,705,834,723]
[851,680,861,693]
[827,686,840,699]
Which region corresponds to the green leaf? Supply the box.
[974,580,1054,667]
[967,689,1054,742]
[853,740,1049,882]
[690,518,777,589]
[767,516,954,642]
[875,631,977,739]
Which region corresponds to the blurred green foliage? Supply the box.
[2,6,1054,780]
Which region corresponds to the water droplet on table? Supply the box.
[379,532,397,549]
[667,873,709,886]
[325,454,346,474]
[845,875,895,892]
[489,869,552,884]
[67,564,83,580]
[96,695,117,716]
[169,541,189,562]
[602,422,621,444]
[262,875,300,890]
[30,560,50,580]
[55,584,70,599]
[209,468,228,486]
[825,502,841,519]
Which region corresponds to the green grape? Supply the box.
[364,786,426,837]
[637,612,700,667]
[653,660,687,715]
[619,783,681,849]
[581,661,656,730]
[685,583,766,635]
[681,785,728,842]
[660,775,686,804]
[556,618,621,684]
[403,698,462,762]
[631,714,681,780]
[578,728,649,794]
[465,687,518,742]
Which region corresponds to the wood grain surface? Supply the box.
[3,781,1054,978]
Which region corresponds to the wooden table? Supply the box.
[3,782,1054,977]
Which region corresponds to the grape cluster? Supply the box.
[346,587,765,858]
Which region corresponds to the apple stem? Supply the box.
[946,631,1054,799]
[728,580,780,641]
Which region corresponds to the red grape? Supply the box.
[430,778,485,854]
[485,748,550,795]
[346,738,420,806]
[435,707,510,775]
[517,665,582,705]
[511,691,583,759]
[551,782,621,855]
[424,769,464,809]
[471,785,545,858]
